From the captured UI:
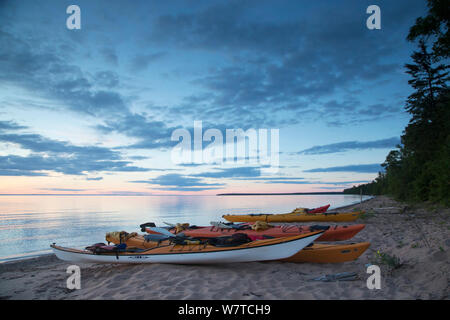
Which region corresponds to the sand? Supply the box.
[0,196,449,300]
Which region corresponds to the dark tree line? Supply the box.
[344,0,449,205]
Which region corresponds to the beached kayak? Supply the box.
[281,242,371,263]
[302,204,330,213]
[145,223,365,242]
[222,210,363,223]
[50,231,324,264]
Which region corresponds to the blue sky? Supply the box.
[0,0,427,194]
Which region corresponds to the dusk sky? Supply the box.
[0,0,428,195]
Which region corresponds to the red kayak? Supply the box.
[146,223,365,242]
[307,204,330,213]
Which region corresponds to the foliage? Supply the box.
[371,250,403,269]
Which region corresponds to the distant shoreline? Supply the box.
[217,192,344,196]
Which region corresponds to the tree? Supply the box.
[407,0,450,60]
[405,41,449,123]
[403,41,449,158]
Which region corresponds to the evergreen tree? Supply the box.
[407,0,450,60]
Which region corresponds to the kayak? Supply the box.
[281,242,371,263]
[50,231,324,264]
[304,204,330,213]
[145,224,365,242]
[222,210,363,223]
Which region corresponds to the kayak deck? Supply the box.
[281,242,371,263]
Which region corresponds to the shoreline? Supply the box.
[1,195,448,300]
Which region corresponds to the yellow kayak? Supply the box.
[222,210,363,223]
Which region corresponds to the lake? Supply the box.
[0,194,371,261]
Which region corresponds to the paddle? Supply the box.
[146,226,175,237]
[146,226,187,238]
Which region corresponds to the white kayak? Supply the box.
[50,231,324,264]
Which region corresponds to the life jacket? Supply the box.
[174,223,190,234]
[85,242,127,254]
[207,233,252,247]
[105,231,138,244]
[251,221,273,231]
[139,222,156,232]
[309,225,330,232]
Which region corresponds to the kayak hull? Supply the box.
[51,232,324,264]
[147,224,366,242]
[281,242,371,263]
[222,211,363,223]
[307,204,330,213]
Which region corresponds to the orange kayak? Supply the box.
[146,224,365,242]
[281,242,370,263]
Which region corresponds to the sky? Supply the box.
[0,0,428,195]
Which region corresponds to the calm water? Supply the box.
[0,195,370,261]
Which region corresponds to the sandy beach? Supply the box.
[0,196,448,300]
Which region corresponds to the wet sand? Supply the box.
[0,196,448,300]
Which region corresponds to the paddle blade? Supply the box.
[146,227,174,237]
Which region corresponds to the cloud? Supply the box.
[243,177,305,181]
[97,113,180,149]
[0,0,426,158]
[0,169,48,176]
[0,122,150,176]
[129,52,166,71]
[298,137,401,155]
[304,164,383,173]
[130,173,225,191]
[192,166,262,179]
[0,30,127,117]
[40,188,87,192]
[0,132,119,159]
[0,154,150,176]
[177,163,205,167]
[86,177,103,181]
[146,0,424,128]
[318,187,346,190]
[152,186,223,192]
[99,47,118,66]
[94,71,120,88]
[0,120,26,131]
